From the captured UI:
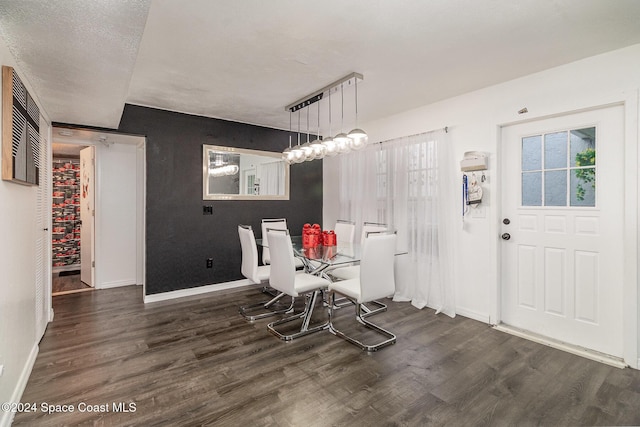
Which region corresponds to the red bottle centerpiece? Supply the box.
[302,223,322,248]
[322,230,337,246]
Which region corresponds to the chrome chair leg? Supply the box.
[239,292,295,321]
[330,297,387,318]
[360,300,387,318]
[328,292,396,352]
[261,285,280,297]
[267,290,329,341]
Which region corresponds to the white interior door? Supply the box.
[500,105,624,358]
[80,146,95,287]
[36,122,51,339]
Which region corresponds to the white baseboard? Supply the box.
[0,343,39,427]
[98,279,137,289]
[455,306,491,324]
[494,324,627,369]
[143,279,253,304]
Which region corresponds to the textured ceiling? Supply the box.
[1,0,640,132]
[0,0,151,128]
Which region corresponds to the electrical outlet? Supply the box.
[206,258,213,268]
[203,205,213,215]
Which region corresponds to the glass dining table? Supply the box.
[256,236,360,279]
[257,234,405,318]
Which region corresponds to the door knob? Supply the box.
[501,233,511,241]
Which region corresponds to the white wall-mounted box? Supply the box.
[460,151,488,171]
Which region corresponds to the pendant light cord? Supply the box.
[297,110,301,146]
[306,105,310,143]
[340,83,345,132]
[354,78,359,127]
[289,111,292,148]
[328,94,332,136]
[317,101,321,139]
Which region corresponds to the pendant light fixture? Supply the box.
[209,153,239,176]
[348,75,368,150]
[283,72,364,163]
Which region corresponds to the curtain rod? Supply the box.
[372,126,449,146]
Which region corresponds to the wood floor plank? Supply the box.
[12,285,640,426]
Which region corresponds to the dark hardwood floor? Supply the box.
[14,285,640,426]
[52,271,93,295]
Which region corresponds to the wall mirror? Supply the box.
[203,144,290,200]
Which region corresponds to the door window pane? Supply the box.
[522,172,542,206]
[544,132,568,169]
[522,135,541,171]
[520,126,596,208]
[570,127,596,167]
[544,170,567,206]
[571,168,596,206]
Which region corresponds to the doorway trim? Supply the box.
[494,95,639,369]
[50,126,146,297]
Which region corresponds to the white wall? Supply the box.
[324,43,640,364]
[0,37,51,426]
[95,141,138,288]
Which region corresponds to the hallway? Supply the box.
[52,271,92,295]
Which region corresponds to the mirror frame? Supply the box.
[202,144,290,200]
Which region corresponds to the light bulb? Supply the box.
[335,133,352,153]
[282,147,293,164]
[301,142,316,161]
[310,138,326,159]
[348,129,368,150]
[323,137,338,157]
[291,146,306,163]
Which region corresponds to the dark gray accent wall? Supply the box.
[118,104,322,295]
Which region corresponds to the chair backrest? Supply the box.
[261,218,287,264]
[361,221,387,244]
[334,219,356,245]
[359,231,397,303]
[238,225,260,283]
[267,229,297,295]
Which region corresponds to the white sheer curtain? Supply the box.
[258,160,284,195]
[338,129,456,317]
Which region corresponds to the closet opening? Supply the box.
[51,143,93,295]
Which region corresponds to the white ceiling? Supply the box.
[1,0,640,133]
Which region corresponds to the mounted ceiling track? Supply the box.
[285,72,363,113]
[282,72,368,164]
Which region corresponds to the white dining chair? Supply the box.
[362,221,388,243]
[237,225,294,321]
[328,231,397,351]
[330,221,387,281]
[334,219,356,245]
[260,218,288,265]
[266,229,331,340]
[261,218,304,269]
